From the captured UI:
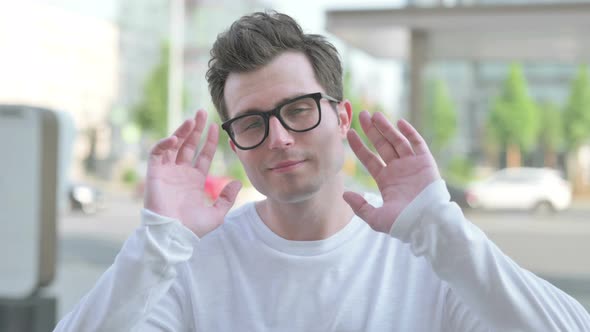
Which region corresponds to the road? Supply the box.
[464,208,590,312]
[46,190,590,322]
[466,208,590,277]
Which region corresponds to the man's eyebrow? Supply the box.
[234,108,265,118]
[233,92,309,117]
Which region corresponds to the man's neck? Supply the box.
[255,177,355,241]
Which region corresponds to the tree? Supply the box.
[425,78,457,158]
[563,65,590,192]
[343,69,383,189]
[343,70,366,141]
[133,44,174,140]
[537,101,564,168]
[83,127,98,174]
[486,63,540,167]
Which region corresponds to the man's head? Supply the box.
[207,11,352,203]
[207,11,343,122]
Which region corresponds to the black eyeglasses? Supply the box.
[221,92,340,150]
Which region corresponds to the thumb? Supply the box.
[214,180,242,213]
[343,191,375,222]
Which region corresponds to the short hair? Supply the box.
[207,11,343,122]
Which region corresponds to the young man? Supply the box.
[55,11,589,331]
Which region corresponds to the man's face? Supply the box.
[224,51,351,203]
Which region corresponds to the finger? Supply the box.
[397,119,430,155]
[343,191,376,223]
[347,129,384,179]
[213,180,243,214]
[176,110,208,165]
[149,136,178,164]
[359,111,399,162]
[371,112,414,158]
[194,124,219,174]
[168,118,196,162]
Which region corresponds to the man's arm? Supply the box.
[344,110,590,330]
[54,211,196,331]
[392,180,590,330]
[54,110,242,331]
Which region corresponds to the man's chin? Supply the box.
[263,184,320,204]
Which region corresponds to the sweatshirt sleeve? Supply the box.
[390,179,590,331]
[53,209,199,332]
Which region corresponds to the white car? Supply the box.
[466,167,572,213]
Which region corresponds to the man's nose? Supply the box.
[266,116,294,149]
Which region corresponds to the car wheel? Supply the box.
[532,201,555,215]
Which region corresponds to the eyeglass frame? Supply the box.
[221,92,341,150]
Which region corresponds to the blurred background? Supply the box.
[1,0,590,329]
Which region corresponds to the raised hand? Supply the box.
[343,111,441,234]
[144,110,242,237]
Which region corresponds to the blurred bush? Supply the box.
[121,168,140,186]
[444,157,475,185]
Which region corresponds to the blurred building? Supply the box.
[327,0,590,188]
[0,2,119,180]
[402,0,590,165]
[0,0,269,183]
[114,0,266,118]
[109,0,266,181]
[116,0,169,112]
[184,0,266,109]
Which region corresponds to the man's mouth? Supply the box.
[269,160,305,172]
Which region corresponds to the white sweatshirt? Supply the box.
[54,180,590,331]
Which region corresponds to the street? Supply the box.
[47,190,590,322]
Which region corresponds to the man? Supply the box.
[55,11,589,331]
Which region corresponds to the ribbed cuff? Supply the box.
[141,208,201,244]
[389,179,450,239]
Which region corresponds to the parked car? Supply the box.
[465,167,572,213]
[446,182,470,209]
[68,183,104,214]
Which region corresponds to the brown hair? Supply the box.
[207,11,343,122]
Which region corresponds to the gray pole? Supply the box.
[168,0,185,135]
[409,29,428,132]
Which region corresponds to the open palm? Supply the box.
[144,110,242,238]
[344,111,441,234]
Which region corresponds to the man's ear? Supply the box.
[338,100,353,137]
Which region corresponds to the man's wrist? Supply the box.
[389,179,450,238]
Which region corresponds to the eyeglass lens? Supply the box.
[229,96,320,149]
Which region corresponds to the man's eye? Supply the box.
[286,107,312,117]
[245,121,263,130]
[237,119,263,133]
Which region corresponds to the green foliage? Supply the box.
[133,44,170,139]
[132,43,189,140]
[563,65,590,149]
[210,108,233,155]
[343,69,385,188]
[425,78,457,154]
[208,108,250,184]
[443,157,475,185]
[538,101,564,151]
[487,63,540,153]
[226,159,249,184]
[121,168,139,185]
[355,171,378,190]
[343,70,367,140]
[343,70,386,146]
